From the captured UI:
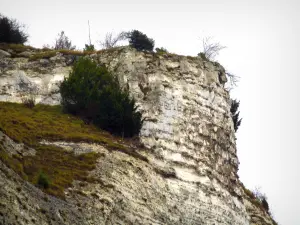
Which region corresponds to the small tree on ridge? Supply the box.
[0,14,28,44]
[198,37,225,60]
[127,30,154,52]
[54,31,76,50]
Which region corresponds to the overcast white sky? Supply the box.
[1,0,300,224]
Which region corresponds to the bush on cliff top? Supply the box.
[84,44,95,52]
[54,31,76,50]
[155,47,168,55]
[60,57,143,137]
[0,14,28,44]
[127,30,154,52]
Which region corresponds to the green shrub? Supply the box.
[155,47,168,55]
[261,196,270,212]
[128,30,154,51]
[38,171,50,189]
[84,44,95,52]
[0,43,35,53]
[230,99,242,132]
[0,14,28,44]
[197,52,209,61]
[60,57,143,137]
[28,51,57,61]
[0,102,127,198]
[253,188,270,213]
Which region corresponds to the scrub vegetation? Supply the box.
[0,102,145,198]
[60,57,143,138]
[0,14,28,44]
[243,186,278,225]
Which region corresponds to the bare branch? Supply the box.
[200,37,226,60]
[226,72,240,89]
[99,31,128,49]
[54,31,76,50]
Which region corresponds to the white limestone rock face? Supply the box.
[0,55,70,104]
[0,49,11,58]
[95,48,249,224]
[0,47,275,224]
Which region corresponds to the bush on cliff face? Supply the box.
[127,30,154,51]
[155,47,168,55]
[38,171,50,189]
[60,57,143,137]
[0,14,28,44]
[230,99,242,132]
[253,187,270,213]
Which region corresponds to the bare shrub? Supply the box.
[42,44,52,51]
[198,37,226,60]
[54,31,76,50]
[21,89,37,108]
[99,31,127,49]
[225,72,240,91]
[253,187,271,213]
[21,95,36,108]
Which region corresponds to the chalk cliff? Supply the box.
[0,46,276,224]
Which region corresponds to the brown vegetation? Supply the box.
[0,102,146,198]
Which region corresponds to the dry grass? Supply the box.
[96,46,125,54]
[28,49,98,61]
[0,43,36,53]
[28,51,57,61]
[59,49,98,56]
[0,102,146,198]
[0,102,125,148]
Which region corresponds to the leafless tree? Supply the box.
[200,37,226,60]
[99,31,128,49]
[253,187,270,212]
[253,187,266,201]
[225,72,240,91]
[42,44,52,50]
[54,31,76,50]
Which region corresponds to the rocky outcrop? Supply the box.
[0,46,275,224]
[0,50,11,58]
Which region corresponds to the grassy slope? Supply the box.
[0,102,141,198]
